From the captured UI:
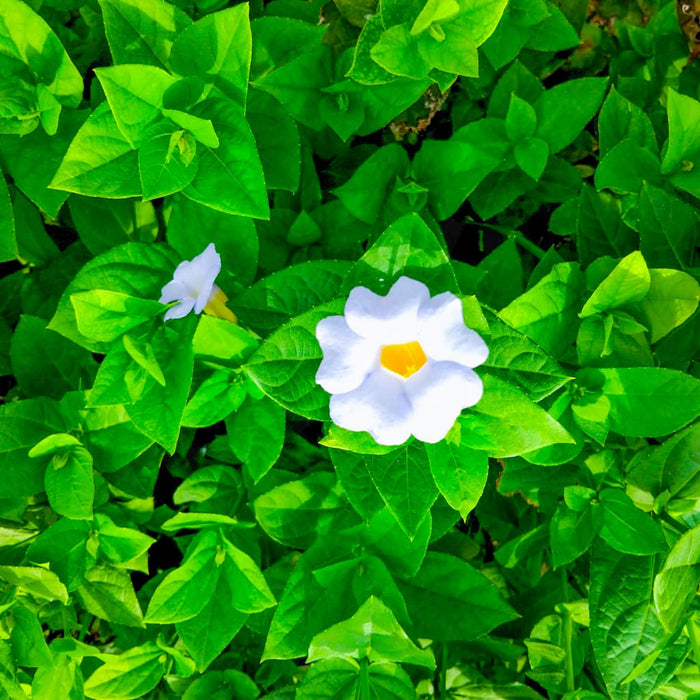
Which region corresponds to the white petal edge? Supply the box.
[344,276,430,344]
[417,292,489,368]
[329,369,412,446]
[164,298,195,321]
[405,361,483,443]
[159,280,187,305]
[315,315,380,395]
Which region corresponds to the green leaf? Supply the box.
[0,110,86,218]
[499,262,585,357]
[597,86,657,158]
[654,525,700,632]
[411,0,459,35]
[10,315,97,400]
[0,397,67,498]
[482,309,572,401]
[595,139,662,195]
[244,300,342,421]
[170,4,251,107]
[49,103,140,198]
[220,536,276,614]
[247,89,300,192]
[166,196,258,289]
[590,543,687,700]
[0,565,69,605]
[253,473,347,549]
[43,445,94,520]
[637,184,698,271]
[514,137,549,182]
[549,501,598,568]
[0,170,15,263]
[626,423,700,517]
[173,465,241,510]
[661,88,700,177]
[9,605,52,668]
[459,375,574,457]
[50,242,177,353]
[0,0,82,108]
[232,260,350,334]
[365,443,438,540]
[181,671,258,700]
[598,489,666,555]
[84,643,167,700]
[226,395,285,482]
[534,78,608,154]
[371,24,430,79]
[575,183,637,266]
[183,99,268,219]
[417,22,479,76]
[297,658,416,700]
[32,656,83,700]
[580,251,650,318]
[27,519,92,591]
[182,370,247,428]
[573,367,700,438]
[145,530,220,624]
[76,565,145,628]
[95,65,176,148]
[412,138,501,221]
[344,212,458,295]
[639,269,699,343]
[70,290,164,343]
[399,552,519,642]
[192,316,254,366]
[425,440,488,519]
[307,596,435,669]
[333,145,409,224]
[176,581,247,672]
[94,513,155,566]
[138,124,198,201]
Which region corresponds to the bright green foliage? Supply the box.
[1,0,700,698]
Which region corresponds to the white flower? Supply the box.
[315,276,489,446]
[159,243,236,323]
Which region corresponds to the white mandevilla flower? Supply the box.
[315,276,489,446]
[159,243,236,322]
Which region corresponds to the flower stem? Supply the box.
[359,657,370,700]
[465,218,547,259]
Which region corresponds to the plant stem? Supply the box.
[465,218,547,259]
[687,617,700,673]
[561,569,576,693]
[439,643,448,698]
[359,657,370,700]
[61,606,71,639]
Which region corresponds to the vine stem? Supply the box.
[359,657,370,700]
[561,568,576,694]
[438,643,448,698]
[464,218,547,259]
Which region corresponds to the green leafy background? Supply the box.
[0,0,699,698]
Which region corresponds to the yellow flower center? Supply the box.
[380,341,427,378]
[204,287,238,323]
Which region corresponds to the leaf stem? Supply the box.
[465,218,547,259]
[438,643,448,698]
[561,569,576,693]
[359,657,370,700]
[687,617,700,673]
[61,606,71,639]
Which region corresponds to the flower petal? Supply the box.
[329,369,412,446]
[405,361,483,443]
[173,243,221,310]
[164,298,195,321]
[315,316,379,394]
[417,292,489,368]
[159,280,187,304]
[344,276,430,344]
